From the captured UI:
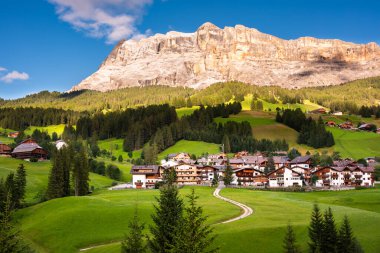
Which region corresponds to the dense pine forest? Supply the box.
[1,77,380,113]
[276,109,335,148]
[0,107,84,130]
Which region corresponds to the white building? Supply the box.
[267,167,303,187]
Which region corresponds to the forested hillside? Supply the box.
[1,77,380,113]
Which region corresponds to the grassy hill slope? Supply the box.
[14,187,380,253]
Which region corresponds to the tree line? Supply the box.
[77,104,178,141]
[358,105,380,118]
[0,107,84,130]
[276,109,335,148]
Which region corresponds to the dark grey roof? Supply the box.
[12,143,43,153]
[130,165,160,175]
[290,155,311,164]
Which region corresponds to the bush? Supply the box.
[29,157,38,162]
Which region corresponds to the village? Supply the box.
[131,151,376,189]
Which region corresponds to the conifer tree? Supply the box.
[169,189,218,253]
[308,204,324,253]
[337,215,362,253]
[14,164,26,208]
[321,207,337,253]
[72,147,90,196]
[266,155,276,172]
[223,158,234,185]
[283,224,300,253]
[47,150,65,199]
[222,135,231,153]
[148,184,183,253]
[0,192,34,253]
[121,208,146,253]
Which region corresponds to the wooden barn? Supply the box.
[11,139,48,160]
[0,142,12,156]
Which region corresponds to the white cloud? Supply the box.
[1,71,30,83]
[48,0,153,44]
[0,67,6,72]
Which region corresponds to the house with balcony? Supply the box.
[290,155,312,169]
[267,167,303,187]
[174,162,202,185]
[131,165,161,189]
[232,166,267,186]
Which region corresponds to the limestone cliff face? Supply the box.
[71,22,380,91]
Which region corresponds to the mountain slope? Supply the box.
[71,22,380,91]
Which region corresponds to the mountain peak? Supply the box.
[71,24,380,92]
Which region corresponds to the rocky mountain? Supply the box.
[71,22,380,91]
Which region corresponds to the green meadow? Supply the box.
[175,106,200,118]
[12,186,380,253]
[213,110,380,159]
[0,157,114,203]
[241,94,324,112]
[157,140,221,160]
[24,124,67,136]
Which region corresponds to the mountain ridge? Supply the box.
[71,22,380,91]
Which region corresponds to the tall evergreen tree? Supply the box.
[72,147,90,196]
[321,208,337,253]
[46,150,66,200]
[121,208,146,253]
[283,224,300,253]
[13,164,26,208]
[0,192,34,253]
[223,158,234,185]
[169,189,218,253]
[266,155,276,172]
[337,215,362,253]
[148,184,183,253]
[222,135,231,153]
[308,204,324,253]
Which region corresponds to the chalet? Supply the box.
[313,165,374,187]
[325,121,336,127]
[131,165,161,189]
[310,108,327,114]
[7,131,19,138]
[241,155,266,171]
[197,165,220,183]
[173,162,201,185]
[228,158,245,169]
[267,167,303,187]
[0,142,12,156]
[358,123,376,132]
[172,152,191,161]
[339,121,354,130]
[11,139,48,160]
[290,155,312,169]
[233,167,267,186]
[273,156,290,169]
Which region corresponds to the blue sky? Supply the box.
[0,0,379,99]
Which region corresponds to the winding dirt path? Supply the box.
[213,181,253,224]
[79,184,253,251]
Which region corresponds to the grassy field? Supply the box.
[98,138,142,160]
[175,106,200,118]
[158,140,220,160]
[241,94,324,112]
[214,110,380,159]
[16,187,240,253]
[329,127,380,159]
[14,187,380,253]
[0,157,115,204]
[24,124,67,137]
[0,127,16,144]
